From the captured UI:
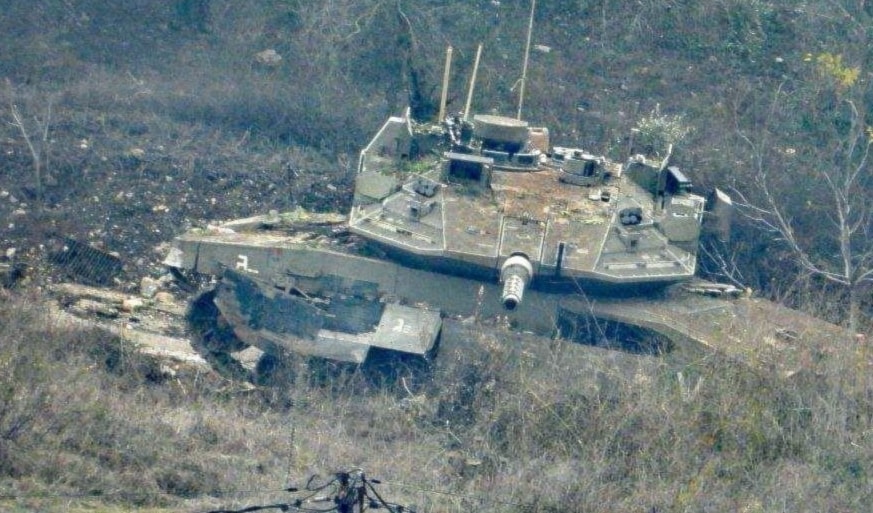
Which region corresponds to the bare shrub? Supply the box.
[5,81,55,204]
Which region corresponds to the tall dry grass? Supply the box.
[1,293,871,512]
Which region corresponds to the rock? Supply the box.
[159,364,177,378]
[254,49,282,67]
[141,276,161,298]
[1,261,26,288]
[127,147,146,159]
[121,297,145,312]
[70,298,120,318]
[154,291,175,304]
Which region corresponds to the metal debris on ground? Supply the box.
[207,469,415,513]
[51,237,123,286]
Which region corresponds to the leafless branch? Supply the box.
[734,86,873,329]
[6,80,53,204]
[698,241,747,288]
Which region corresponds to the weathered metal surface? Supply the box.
[210,267,441,363]
[567,292,852,377]
[51,238,123,286]
[164,103,844,373]
[166,222,850,377]
[349,111,705,292]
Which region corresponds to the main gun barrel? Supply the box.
[500,255,533,310]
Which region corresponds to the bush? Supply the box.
[632,103,692,157]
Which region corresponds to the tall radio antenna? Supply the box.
[517,0,536,120]
[463,43,483,121]
[438,46,453,121]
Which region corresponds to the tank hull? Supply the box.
[165,227,845,376]
[166,227,684,334]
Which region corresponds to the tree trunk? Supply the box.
[848,283,859,334]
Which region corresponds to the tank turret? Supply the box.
[349,107,714,296]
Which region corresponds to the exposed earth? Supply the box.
[0,111,351,293]
[0,90,361,377]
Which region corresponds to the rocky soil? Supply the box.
[0,113,352,294]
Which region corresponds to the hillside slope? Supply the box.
[1,1,872,511]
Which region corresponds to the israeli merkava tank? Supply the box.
[168,42,832,378]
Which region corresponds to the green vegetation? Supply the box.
[1,0,873,511]
[632,104,692,157]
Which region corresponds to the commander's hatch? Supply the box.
[443,151,494,191]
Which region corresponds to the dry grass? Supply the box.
[2,1,873,511]
[1,293,872,512]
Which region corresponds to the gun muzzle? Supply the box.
[500,255,533,310]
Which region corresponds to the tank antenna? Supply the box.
[438,46,453,121]
[517,0,536,120]
[463,43,483,121]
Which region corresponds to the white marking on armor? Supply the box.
[393,318,405,333]
[236,255,259,274]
